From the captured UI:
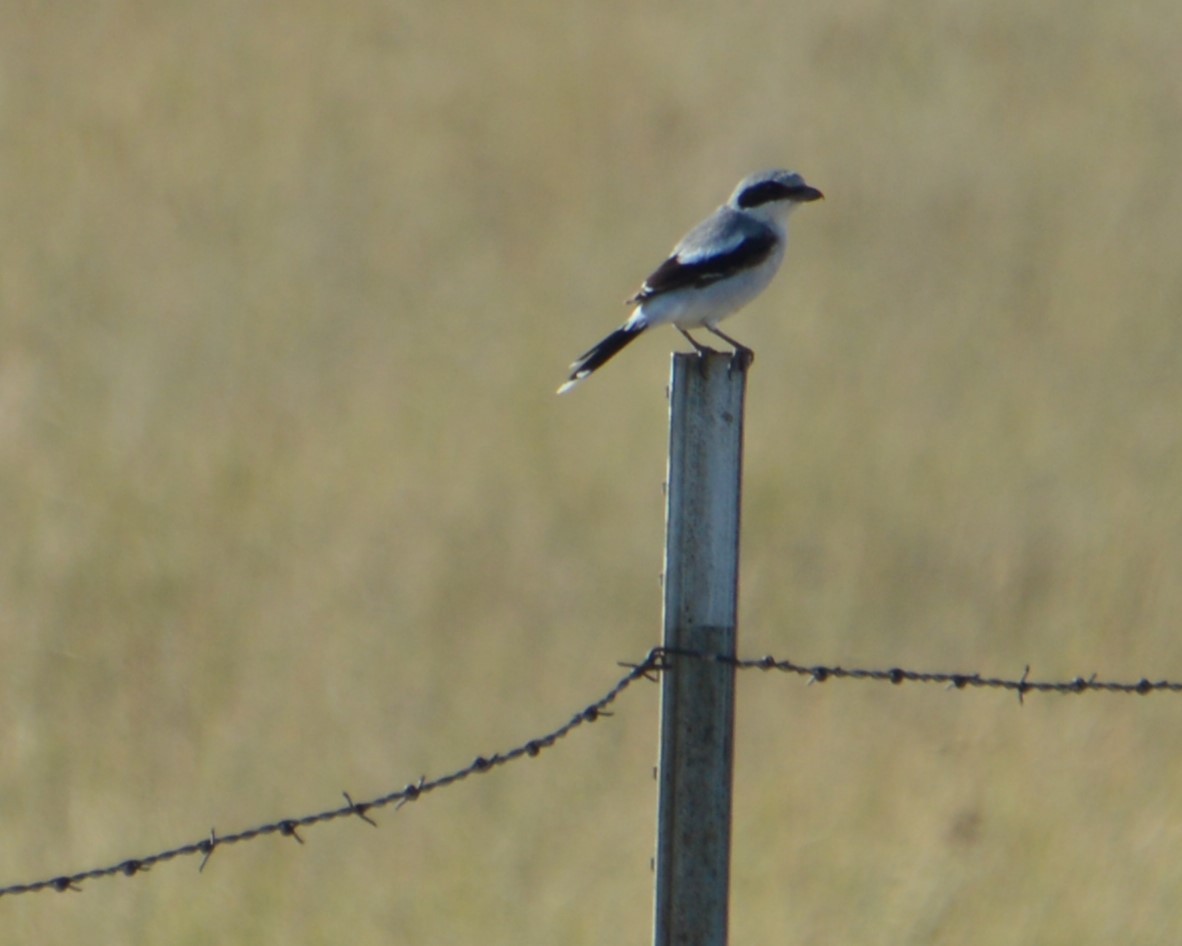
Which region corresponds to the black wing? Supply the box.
[629,230,777,304]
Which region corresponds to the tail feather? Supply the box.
[557,323,646,394]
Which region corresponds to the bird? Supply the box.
[557,169,823,394]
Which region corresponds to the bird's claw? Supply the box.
[694,346,720,378]
[727,347,754,375]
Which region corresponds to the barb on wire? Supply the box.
[0,647,666,900]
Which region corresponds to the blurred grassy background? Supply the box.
[2,0,1181,942]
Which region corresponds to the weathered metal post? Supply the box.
[653,350,747,946]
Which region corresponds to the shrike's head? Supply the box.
[728,169,823,229]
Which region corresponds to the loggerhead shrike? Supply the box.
[557,169,823,394]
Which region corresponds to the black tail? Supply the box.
[557,323,646,394]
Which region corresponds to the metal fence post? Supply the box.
[653,351,747,946]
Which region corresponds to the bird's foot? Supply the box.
[727,345,754,375]
[694,347,722,378]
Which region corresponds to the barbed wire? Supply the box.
[0,650,662,900]
[3,646,1179,899]
[661,648,1182,700]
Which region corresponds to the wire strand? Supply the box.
[3,646,1177,898]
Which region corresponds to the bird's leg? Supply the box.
[677,327,718,356]
[676,327,718,378]
[705,325,754,372]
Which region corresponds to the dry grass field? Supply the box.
[3,1,1182,942]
